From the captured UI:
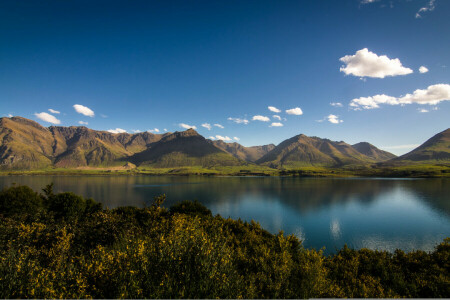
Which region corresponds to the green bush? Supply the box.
[0,185,42,217]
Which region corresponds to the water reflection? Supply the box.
[0,176,448,254]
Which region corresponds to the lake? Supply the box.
[1,175,449,254]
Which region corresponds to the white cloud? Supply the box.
[252,115,270,122]
[286,107,303,115]
[132,129,141,133]
[78,121,88,125]
[327,114,343,124]
[418,108,429,113]
[34,112,61,124]
[382,144,420,150]
[209,136,216,140]
[350,94,399,109]
[100,114,108,118]
[330,102,343,107]
[201,123,212,130]
[233,137,240,141]
[268,106,281,113]
[270,122,283,127]
[416,0,435,18]
[228,117,249,124]
[107,128,127,134]
[179,123,197,130]
[7,114,13,117]
[419,66,429,73]
[215,135,232,141]
[48,109,60,114]
[339,48,413,78]
[164,128,168,132]
[273,115,281,120]
[214,123,224,129]
[73,104,95,117]
[360,0,379,4]
[147,128,160,133]
[350,84,450,110]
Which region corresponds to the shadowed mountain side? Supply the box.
[130,129,243,167]
[352,142,396,161]
[0,117,167,169]
[257,134,376,168]
[212,140,275,162]
[388,128,450,164]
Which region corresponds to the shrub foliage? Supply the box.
[0,184,448,298]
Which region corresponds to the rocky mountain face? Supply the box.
[352,142,396,162]
[256,134,393,168]
[212,140,275,162]
[390,128,450,163]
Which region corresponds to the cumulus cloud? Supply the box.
[416,0,435,18]
[350,84,450,110]
[209,136,216,140]
[34,112,61,124]
[419,66,429,73]
[214,123,224,129]
[215,135,232,141]
[164,128,168,132]
[252,115,270,122]
[147,128,160,133]
[48,109,60,114]
[418,108,429,113]
[179,123,197,130]
[73,104,95,117]
[360,0,379,4]
[201,123,212,130]
[228,117,249,124]
[78,121,88,125]
[7,114,13,117]
[286,107,303,115]
[327,114,343,124]
[270,122,283,127]
[268,106,281,113]
[233,137,240,141]
[132,129,142,133]
[330,102,343,107]
[108,128,127,134]
[340,48,413,78]
[273,115,281,120]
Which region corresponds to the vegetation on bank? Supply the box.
[0,184,448,298]
[1,163,449,178]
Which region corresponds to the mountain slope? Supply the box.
[352,142,396,162]
[257,134,375,167]
[131,129,243,167]
[391,128,450,163]
[212,140,275,162]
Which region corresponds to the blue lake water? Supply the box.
[1,175,449,254]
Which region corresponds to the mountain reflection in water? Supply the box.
[1,176,448,254]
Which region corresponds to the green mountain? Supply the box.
[256,134,381,168]
[390,128,450,164]
[352,142,396,162]
[131,129,243,167]
[212,140,275,162]
[0,117,166,169]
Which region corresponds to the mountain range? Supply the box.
[0,116,448,170]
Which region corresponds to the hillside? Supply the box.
[390,128,450,164]
[257,134,377,168]
[212,140,275,162]
[352,142,396,161]
[131,129,243,167]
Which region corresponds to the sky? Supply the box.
[0,0,449,155]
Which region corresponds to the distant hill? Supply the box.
[352,142,396,162]
[256,134,380,168]
[0,117,166,169]
[212,140,275,162]
[3,116,441,171]
[390,128,450,164]
[131,129,243,167]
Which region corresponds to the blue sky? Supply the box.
[0,0,449,155]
